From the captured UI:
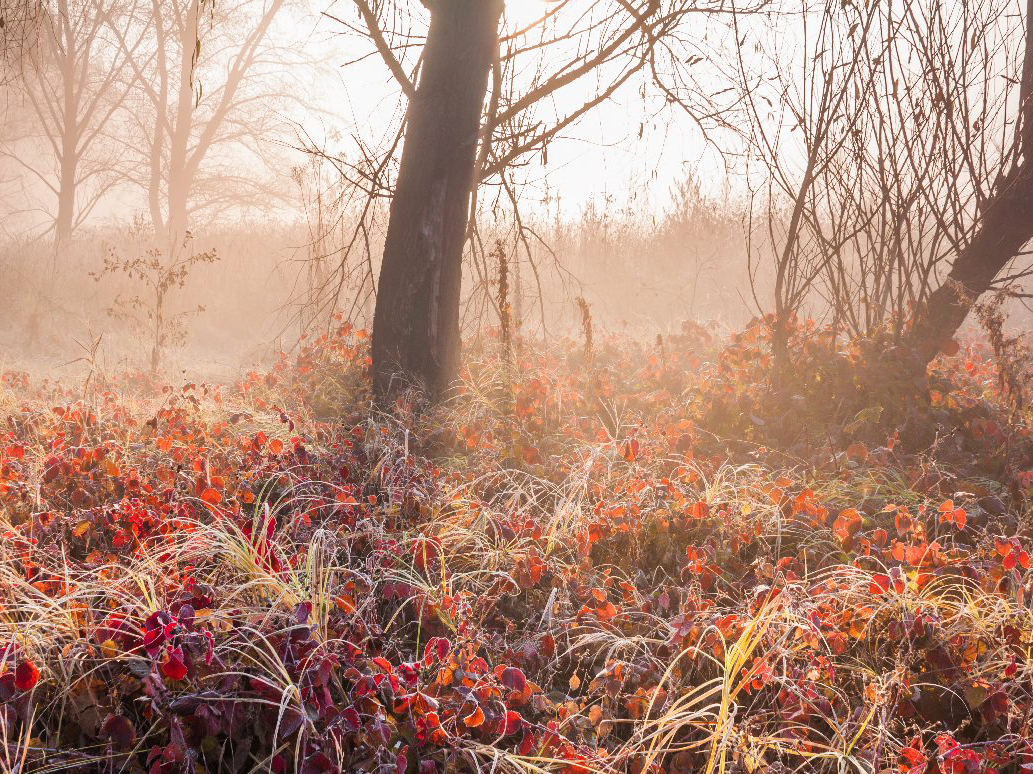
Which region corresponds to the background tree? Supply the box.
[113,0,298,247]
[2,0,42,240]
[737,0,883,380]
[0,0,43,89]
[1,0,143,245]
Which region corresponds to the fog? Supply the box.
[1,0,1030,378]
[5,7,1033,774]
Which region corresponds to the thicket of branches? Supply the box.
[738,0,1033,377]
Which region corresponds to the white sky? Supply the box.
[293,0,726,218]
[0,0,735,238]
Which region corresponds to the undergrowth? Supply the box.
[0,319,1031,774]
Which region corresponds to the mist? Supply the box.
[0,0,773,380]
[2,4,1033,772]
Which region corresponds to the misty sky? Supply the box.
[298,0,728,218]
[0,0,746,240]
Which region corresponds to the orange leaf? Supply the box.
[891,541,905,562]
[621,439,639,462]
[846,442,868,461]
[597,602,618,621]
[462,704,485,728]
[849,607,873,639]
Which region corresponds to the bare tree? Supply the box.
[1,2,35,242]
[738,0,884,378]
[113,0,299,246]
[0,0,43,88]
[335,0,757,402]
[1,0,143,245]
[911,0,1033,364]
[742,0,1033,375]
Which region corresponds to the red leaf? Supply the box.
[869,574,891,595]
[422,637,450,667]
[518,731,537,756]
[501,666,527,693]
[500,710,523,735]
[621,439,639,462]
[539,633,556,657]
[142,626,166,656]
[300,752,333,774]
[14,661,39,692]
[161,646,188,681]
[101,714,137,751]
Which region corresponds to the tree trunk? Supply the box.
[165,0,198,249]
[911,166,1033,364]
[54,150,76,247]
[910,0,1033,367]
[54,0,77,249]
[370,0,502,403]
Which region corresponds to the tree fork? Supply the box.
[912,169,1033,364]
[370,0,503,403]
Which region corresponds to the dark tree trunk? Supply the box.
[371,0,502,403]
[911,167,1033,364]
[910,0,1033,367]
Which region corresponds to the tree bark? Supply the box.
[370,0,502,403]
[910,0,1033,366]
[911,166,1033,364]
[53,0,78,248]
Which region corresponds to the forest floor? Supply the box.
[1,320,1031,774]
